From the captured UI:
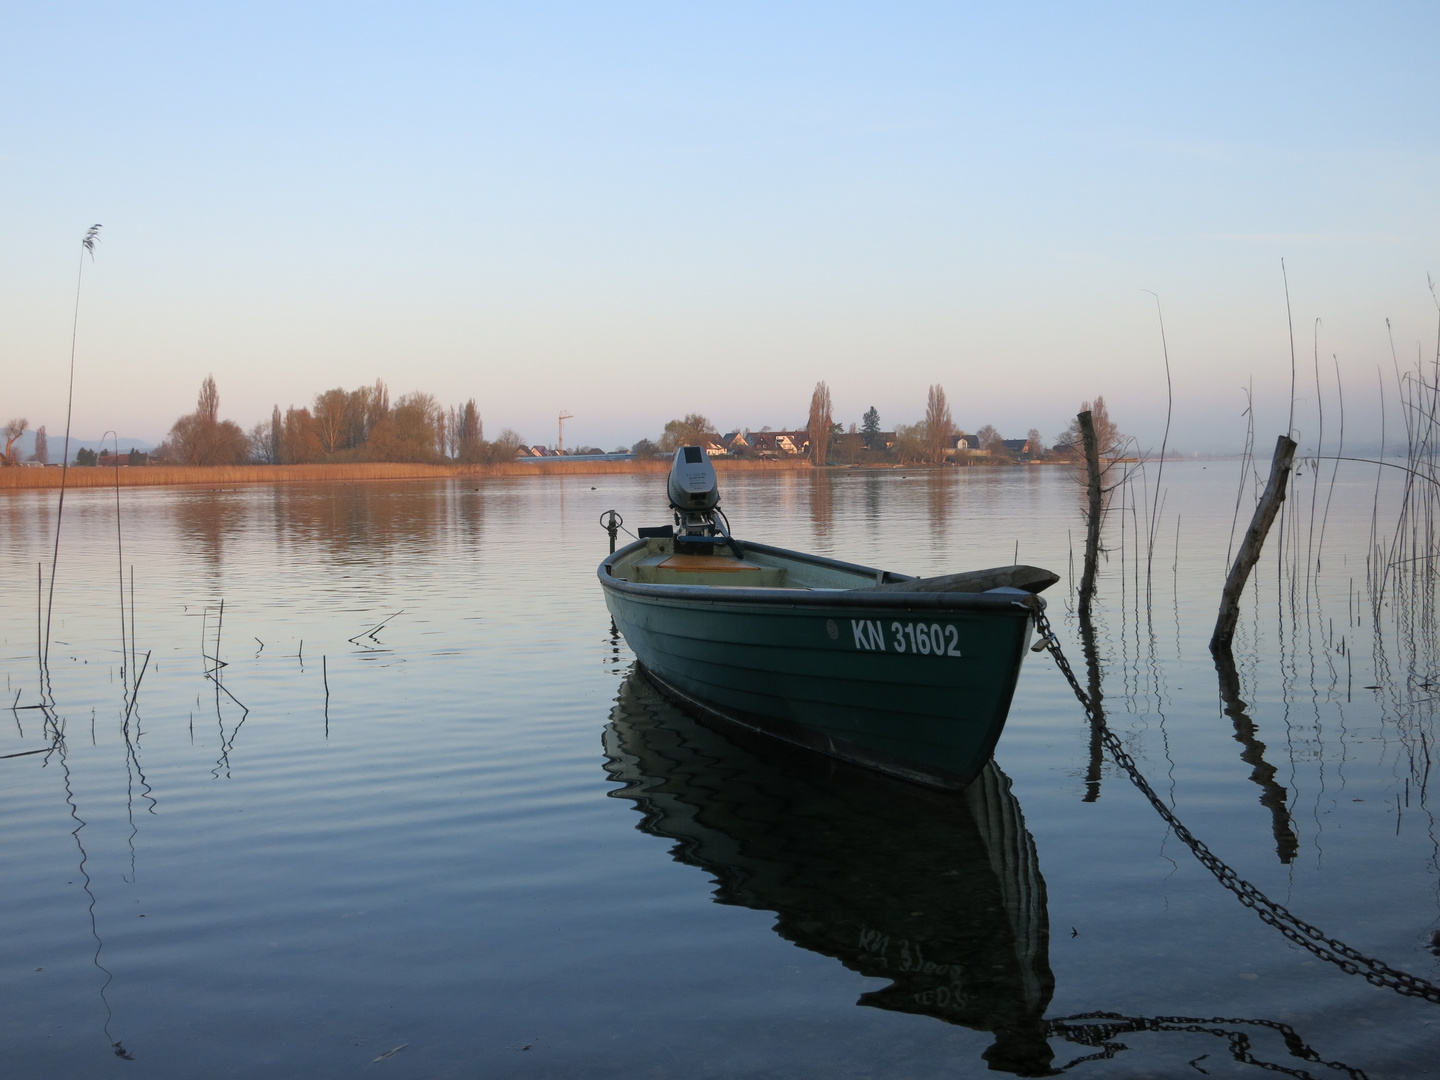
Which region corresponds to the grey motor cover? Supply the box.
[668,446,719,512]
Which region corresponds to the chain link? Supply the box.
[1032,606,1440,1006]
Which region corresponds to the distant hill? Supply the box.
[10,430,157,462]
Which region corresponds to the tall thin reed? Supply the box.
[1225,383,1256,569]
[1282,258,1297,437]
[104,431,127,693]
[43,224,102,683]
[1314,355,1345,573]
[1305,320,1323,588]
[1141,291,1173,609]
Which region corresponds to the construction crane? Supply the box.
[557,412,574,454]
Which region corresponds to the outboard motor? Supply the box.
[666,446,739,555]
[668,445,718,516]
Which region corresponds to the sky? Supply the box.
[3,1,1438,454]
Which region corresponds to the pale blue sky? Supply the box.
[3,2,1437,452]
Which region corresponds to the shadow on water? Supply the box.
[603,667,1374,1078]
[602,667,1056,1075]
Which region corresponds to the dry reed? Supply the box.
[0,457,811,491]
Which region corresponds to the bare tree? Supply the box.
[280,407,323,464]
[489,427,526,462]
[659,413,715,452]
[1026,427,1046,460]
[807,382,833,465]
[247,418,278,464]
[31,425,48,464]
[1056,396,1124,457]
[891,422,927,464]
[312,388,350,455]
[924,385,954,463]
[368,391,444,462]
[164,377,247,465]
[366,379,390,437]
[456,399,484,462]
[444,405,459,459]
[342,385,371,448]
[3,418,29,465]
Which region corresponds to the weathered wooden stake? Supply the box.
[1077,411,1103,617]
[1211,434,1297,653]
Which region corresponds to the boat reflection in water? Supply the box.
[602,667,1057,1076]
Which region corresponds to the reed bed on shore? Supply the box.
[0,457,813,490]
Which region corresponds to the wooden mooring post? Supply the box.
[1077,410,1103,618]
[1210,435,1298,654]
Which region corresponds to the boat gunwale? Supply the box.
[599,538,1045,616]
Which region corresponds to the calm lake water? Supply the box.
[2,463,1438,1078]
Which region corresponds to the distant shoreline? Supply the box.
[0,457,1083,491]
[0,458,802,490]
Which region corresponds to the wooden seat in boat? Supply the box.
[629,553,787,587]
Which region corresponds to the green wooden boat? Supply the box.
[598,448,1057,790]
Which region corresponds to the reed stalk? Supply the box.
[42,225,102,683]
[1141,291,1173,610]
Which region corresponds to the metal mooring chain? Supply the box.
[1032,606,1440,1006]
[1049,1011,1368,1079]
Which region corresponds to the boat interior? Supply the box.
[609,537,879,589]
[607,537,1060,595]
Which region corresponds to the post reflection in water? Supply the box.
[926,470,953,549]
[806,469,834,542]
[601,668,1057,1077]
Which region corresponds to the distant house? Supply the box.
[945,434,987,458]
[1001,438,1032,457]
[701,436,727,457]
[720,431,749,455]
[747,432,782,457]
[97,450,150,467]
[745,430,807,457]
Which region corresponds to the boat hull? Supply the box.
[599,540,1040,789]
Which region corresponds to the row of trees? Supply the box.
[808,383,1124,465]
[157,377,527,466]
[10,376,1126,470]
[639,386,1124,467]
